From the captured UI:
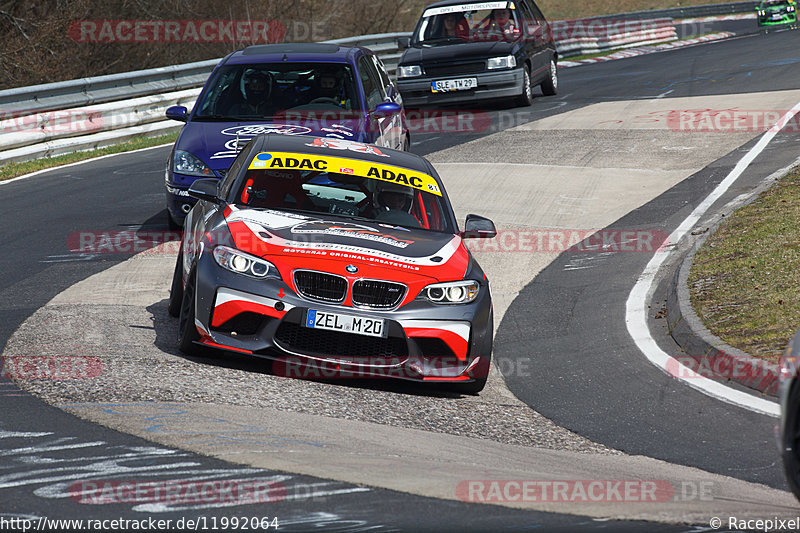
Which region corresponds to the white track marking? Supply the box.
[625,100,800,418]
[0,143,173,186]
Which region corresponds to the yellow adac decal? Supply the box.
[249,152,442,196]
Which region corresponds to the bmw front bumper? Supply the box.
[191,254,494,384]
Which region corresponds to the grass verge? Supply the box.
[689,168,800,364]
[0,132,178,183]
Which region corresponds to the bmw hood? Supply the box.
[179,118,368,172]
[222,206,470,282]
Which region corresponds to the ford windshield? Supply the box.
[194,63,361,121]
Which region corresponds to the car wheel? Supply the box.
[167,248,184,318]
[447,356,490,395]
[784,381,800,499]
[540,59,558,96]
[177,266,200,355]
[167,211,183,230]
[516,65,533,107]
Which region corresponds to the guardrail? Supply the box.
[0,2,756,167]
[589,1,759,21]
[555,18,678,58]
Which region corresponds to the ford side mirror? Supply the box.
[460,214,497,239]
[374,101,402,118]
[166,105,188,122]
[187,178,221,204]
[397,36,410,49]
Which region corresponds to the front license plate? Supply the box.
[305,309,386,338]
[432,78,477,93]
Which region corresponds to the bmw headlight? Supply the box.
[213,246,279,279]
[174,150,214,177]
[487,55,517,70]
[398,65,423,78]
[420,280,479,304]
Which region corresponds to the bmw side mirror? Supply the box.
[397,36,410,49]
[188,178,221,204]
[374,102,402,118]
[461,214,497,239]
[166,105,188,122]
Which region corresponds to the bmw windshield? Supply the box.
[232,152,454,233]
[194,63,361,121]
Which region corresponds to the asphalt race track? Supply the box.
[2,20,800,532]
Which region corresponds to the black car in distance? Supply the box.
[396,0,558,107]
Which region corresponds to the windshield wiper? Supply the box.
[193,114,235,122]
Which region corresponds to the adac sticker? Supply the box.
[248,152,442,196]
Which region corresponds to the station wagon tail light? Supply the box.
[174,150,214,177]
[398,65,423,78]
[213,246,280,279]
[487,55,517,70]
[419,280,479,304]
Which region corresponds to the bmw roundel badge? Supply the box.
[345,265,358,274]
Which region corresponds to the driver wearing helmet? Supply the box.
[310,69,345,106]
[374,183,419,227]
[229,70,274,116]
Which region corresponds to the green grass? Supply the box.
[689,169,800,364]
[0,132,178,182]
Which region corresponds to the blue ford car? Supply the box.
[165,43,409,228]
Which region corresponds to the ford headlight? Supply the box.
[174,150,214,177]
[420,280,479,304]
[398,65,423,78]
[487,55,517,70]
[213,246,279,279]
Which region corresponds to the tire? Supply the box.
[540,58,558,96]
[167,211,182,230]
[167,248,184,318]
[177,266,200,355]
[447,310,493,395]
[515,65,533,107]
[447,356,490,395]
[451,375,488,395]
[783,381,800,500]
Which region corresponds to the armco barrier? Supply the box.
[0,2,753,167]
[589,1,759,21]
[556,18,678,58]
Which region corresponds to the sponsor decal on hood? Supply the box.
[211,124,312,160]
[224,208,465,271]
[248,152,442,195]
